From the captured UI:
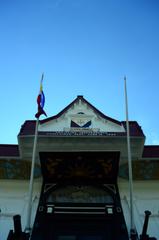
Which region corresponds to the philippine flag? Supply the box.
[35,74,47,118]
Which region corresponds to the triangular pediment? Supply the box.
[39,96,125,133]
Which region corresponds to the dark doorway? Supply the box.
[30,151,129,240]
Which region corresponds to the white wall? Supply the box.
[119,179,159,239]
[0,179,42,240]
[0,179,159,240]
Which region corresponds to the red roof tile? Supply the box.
[18,120,36,136]
[142,145,159,158]
[121,121,145,137]
[0,144,20,157]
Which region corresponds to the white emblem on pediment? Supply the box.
[70,112,93,128]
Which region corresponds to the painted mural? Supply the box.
[0,159,41,179]
[0,159,159,180]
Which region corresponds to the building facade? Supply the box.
[0,96,159,239]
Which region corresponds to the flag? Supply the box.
[35,74,47,118]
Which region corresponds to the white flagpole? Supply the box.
[124,77,135,234]
[25,73,44,232]
[25,117,39,231]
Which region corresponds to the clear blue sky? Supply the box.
[0,0,159,145]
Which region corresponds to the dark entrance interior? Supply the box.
[30,151,129,240]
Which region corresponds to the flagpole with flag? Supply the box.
[25,73,47,232]
[124,77,136,238]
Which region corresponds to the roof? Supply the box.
[18,96,145,137]
[18,120,145,137]
[19,120,36,136]
[0,144,20,157]
[121,121,145,137]
[40,95,121,125]
[142,145,159,158]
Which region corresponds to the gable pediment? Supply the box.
[38,96,125,133]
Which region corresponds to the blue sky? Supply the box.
[0,0,159,145]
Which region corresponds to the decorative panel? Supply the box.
[0,159,41,179]
[39,151,120,184]
[47,185,114,203]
